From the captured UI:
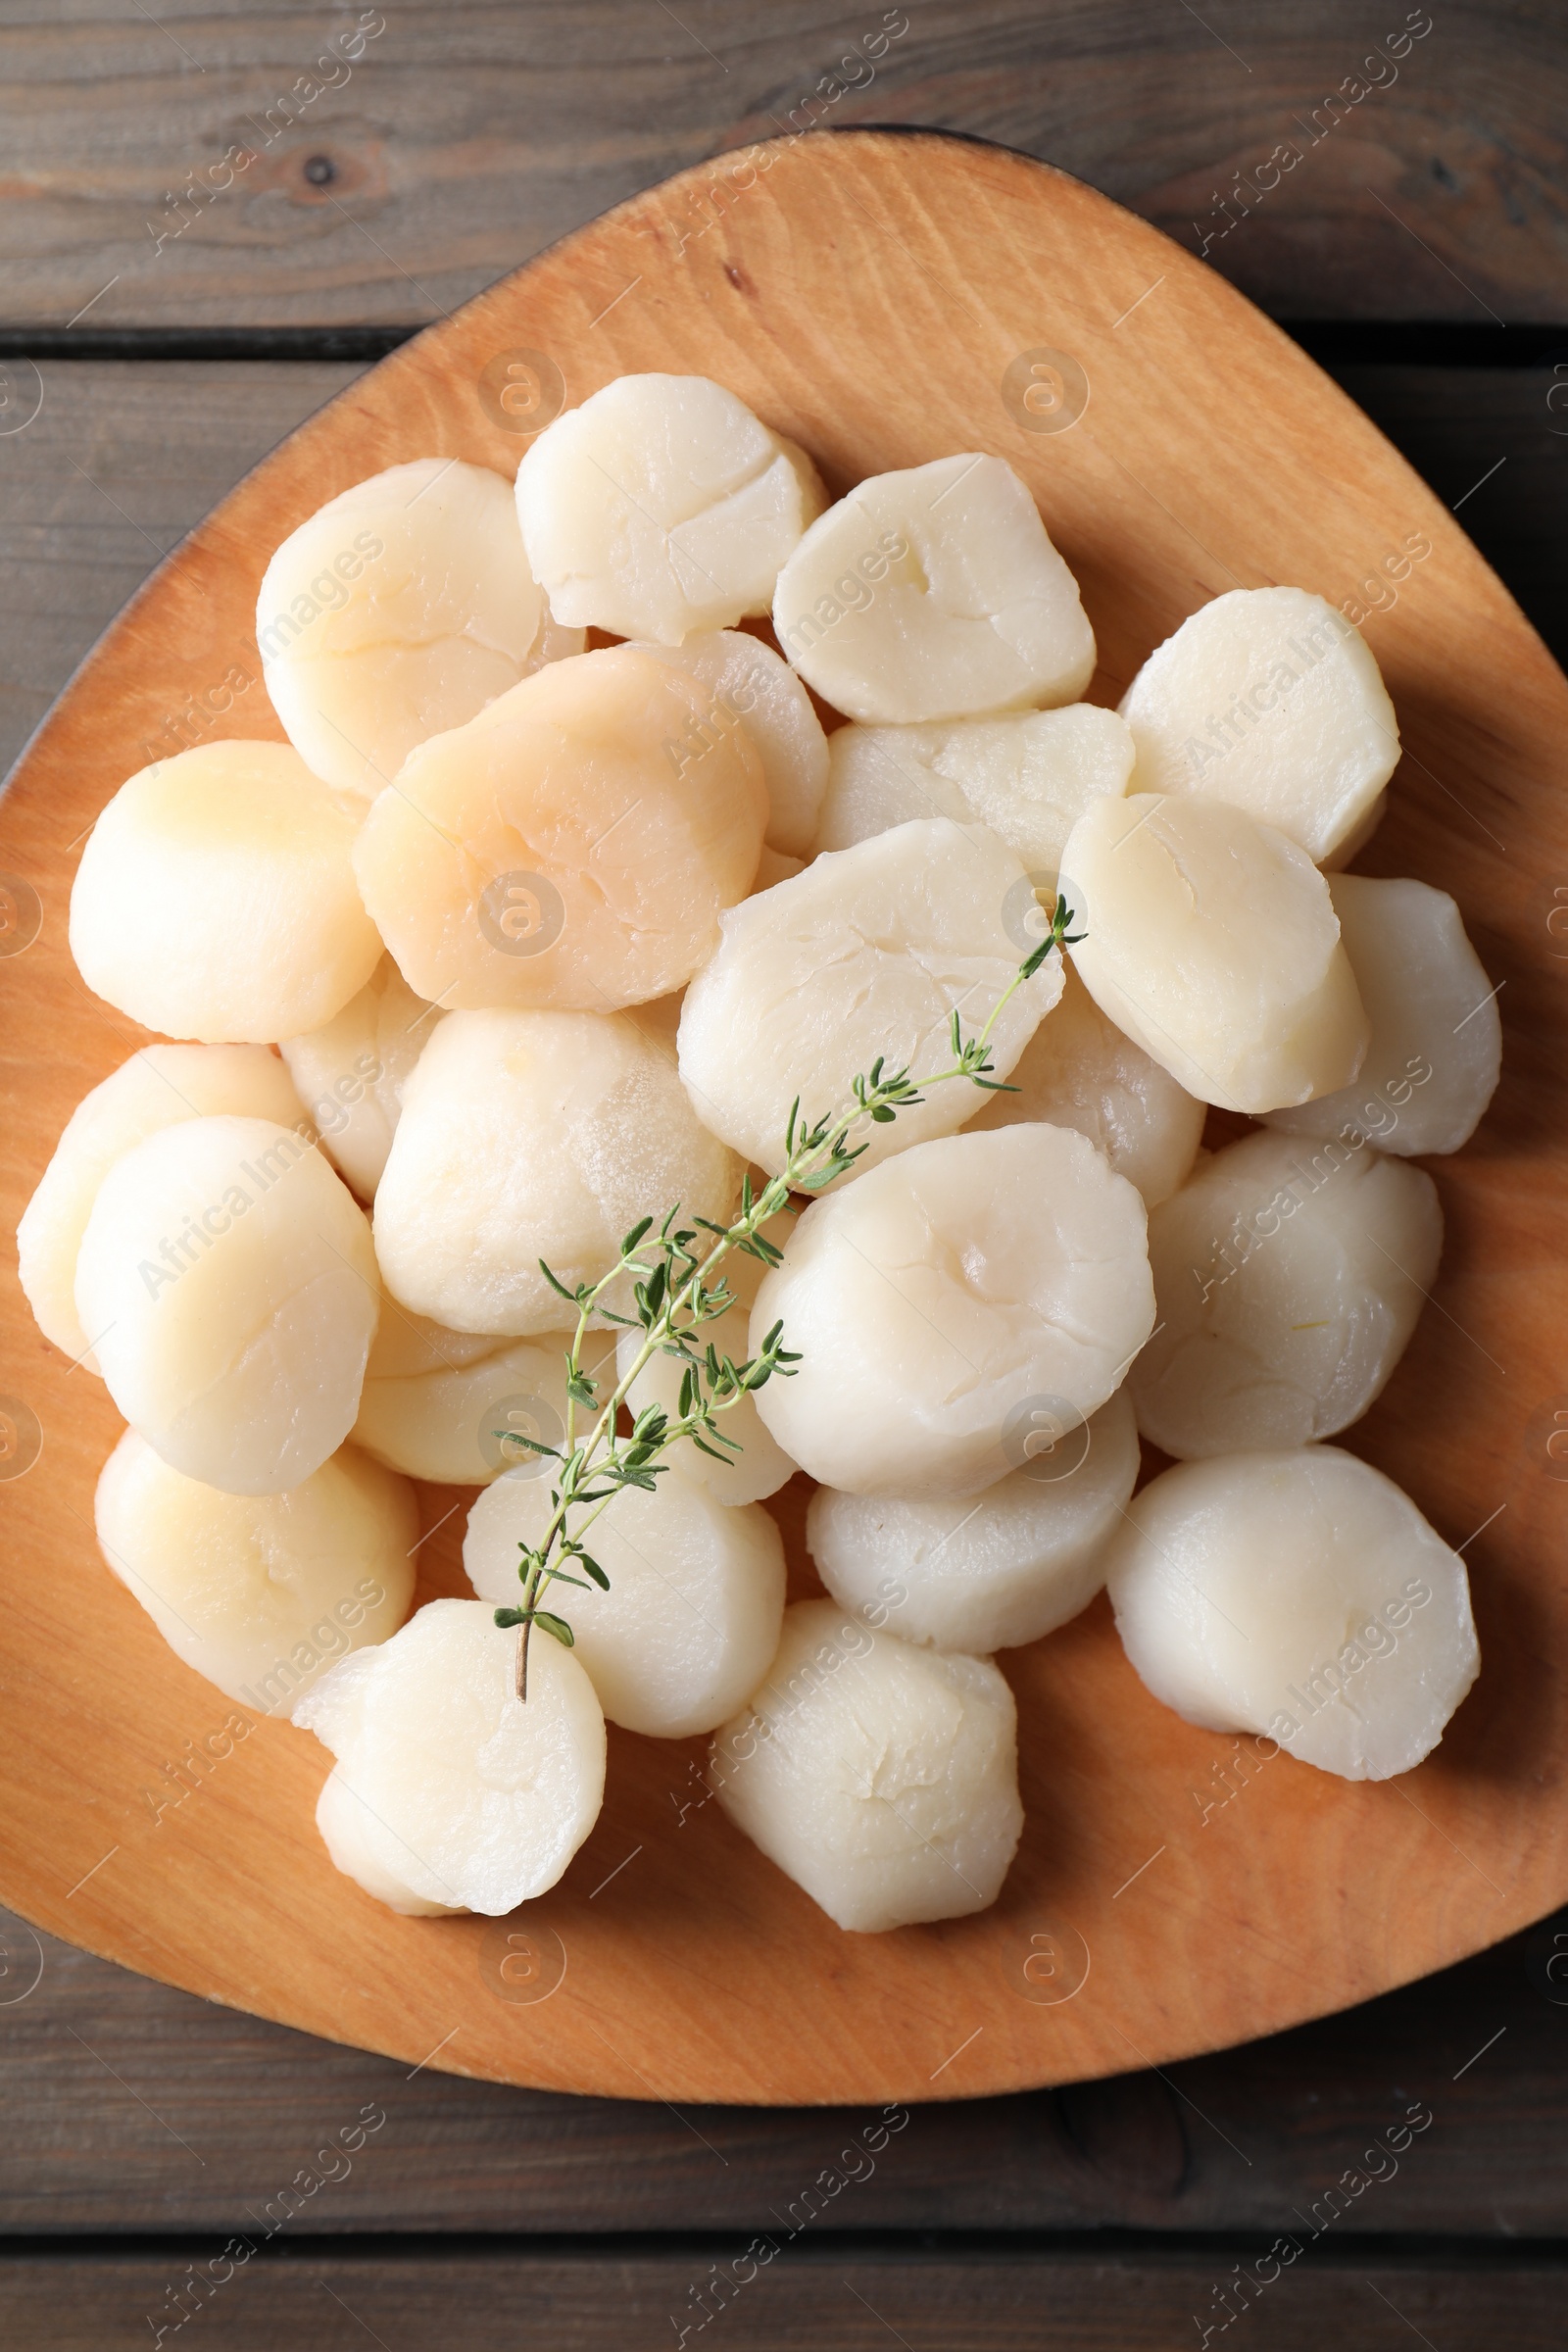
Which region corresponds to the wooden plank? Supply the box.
[0,362,361,777]
[3,1893,1565,2234]
[2,3,1565,332]
[1,2245,1565,2350]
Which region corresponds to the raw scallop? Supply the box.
[751,1124,1153,1497]
[94,1429,415,1711]
[710,1599,1023,1931]
[1102,1447,1479,1781]
[1129,1126,1442,1458]
[295,1597,606,1915]
[807,1387,1140,1651]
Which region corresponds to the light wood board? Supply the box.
[1,129,1565,2106]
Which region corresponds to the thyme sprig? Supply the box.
[494,895,1077,1699]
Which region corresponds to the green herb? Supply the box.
[494,896,1078,1699]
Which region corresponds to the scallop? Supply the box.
[515,373,826,643]
[94,1429,416,1712]
[807,1387,1140,1652]
[351,644,767,1012]
[773,454,1096,724]
[372,1007,740,1336]
[710,1600,1023,1932]
[1118,586,1400,862]
[616,1230,799,1506]
[279,956,438,1200]
[1102,1447,1480,1781]
[637,630,829,857]
[677,819,1061,1180]
[295,1597,606,1915]
[69,741,381,1045]
[257,458,583,802]
[1129,1126,1442,1459]
[1061,793,1370,1112]
[18,1044,305,1373]
[1263,875,1502,1158]
[967,960,1205,1207]
[814,705,1134,877]
[751,1124,1154,1498]
[354,1315,615,1487]
[75,1114,379,1494]
[465,1465,786,1739]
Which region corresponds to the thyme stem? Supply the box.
[497,898,1077,1699]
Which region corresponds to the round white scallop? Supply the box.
[354,1319,616,1487]
[295,1597,606,1915]
[615,1235,798,1506]
[751,1124,1154,1498]
[637,630,830,858]
[1263,875,1502,1158]
[1118,586,1400,862]
[814,705,1134,878]
[677,818,1061,1180]
[280,956,437,1200]
[807,1387,1140,1652]
[772,454,1096,724]
[372,1007,740,1336]
[18,1043,305,1372]
[516,373,826,643]
[70,741,383,1044]
[1129,1127,1443,1459]
[1061,792,1369,1113]
[967,960,1205,1207]
[465,1465,786,1739]
[258,458,583,801]
[1102,1448,1479,1781]
[75,1114,379,1495]
[710,1599,1023,1932]
[95,1429,416,1710]
[351,644,767,1014]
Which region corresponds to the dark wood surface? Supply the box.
[3,3,1567,2343]
[4,1,1568,330]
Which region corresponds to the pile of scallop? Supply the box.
[21,373,1498,1934]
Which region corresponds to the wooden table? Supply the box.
[2,7,1566,2344]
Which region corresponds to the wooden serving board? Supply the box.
[1,130,1564,2108]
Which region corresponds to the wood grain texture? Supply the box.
[2,3,1566,331]
[1,129,1566,2107]
[0,363,362,778]
[5,2246,1568,2351]
[2,1896,1562,2233]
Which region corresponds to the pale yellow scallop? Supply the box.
[279,956,438,1200]
[372,1008,740,1336]
[352,645,767,1012]
[18,1043,305,1372]
[70,741,382,1043]
[94,1428,416,1711]
[1118,587,1399,863]
[1060,793,1369,1113]
[967,961,1205,1207]
[295,1597,606,1916]
[815,705,1134,878]
[258,457,583,801]
[773,454,1095,724]
[710,1600,1023,1932]
[354,1316,617,1487]
[75,1114,379,1495]
[465,1466,786,1739]
[516,373,827,643]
